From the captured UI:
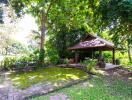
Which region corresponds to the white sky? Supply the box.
[13,14,38,45]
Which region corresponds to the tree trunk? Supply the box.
[38,1,55,65]
[39,12,46,64]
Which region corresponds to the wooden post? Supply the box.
[99,50,102,57]
[75,51,79,63]
[112,48,115,64]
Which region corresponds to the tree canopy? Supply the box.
[8,0,132,63]
[99,0,132,62]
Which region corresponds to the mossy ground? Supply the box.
[10,67,88,89]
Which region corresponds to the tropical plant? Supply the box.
[82,59,97,72]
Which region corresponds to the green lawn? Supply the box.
[31,75,132,100]
[10,67,88,89]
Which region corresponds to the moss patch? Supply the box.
[10,67,88,89]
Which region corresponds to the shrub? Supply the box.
[45,46,60,64]
[103,51,112,63]
[82,59,97,72]
[63,58,69,64]
[39,49,45,63]
[18,55,34,62]
[3,56,17,70]
[2,54,38,70]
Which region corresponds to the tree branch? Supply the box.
[45,0,57,20]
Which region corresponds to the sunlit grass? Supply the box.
[10,67,88,89]
[31,75,132,100]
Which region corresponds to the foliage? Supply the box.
[0,38,28,55]
[10,67,88,89]
[10,0,102,62]
[103,51,112,63]
[99,0,132,62]
[45,42,60,64]
[82,59,97,72]
[31,75,132,100]
[63,58,69,64]
[9,0,132,66]
[99,0,132,25]
[48,28,87,59]
[3,56,16,70]
[1,54,38,70]
[27,30,40,53]
[38,49,45,64]
[9,0,24,17]
[0,4,22,55]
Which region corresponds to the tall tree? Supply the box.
[10,0,58,64]
[10,0,91,63]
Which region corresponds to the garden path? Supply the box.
[0,71,86,100]
[0,72,56,100]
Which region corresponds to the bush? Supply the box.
[3,56,16,70]
[103,51,112,63]
[2,54,38,70]
[63,58,69,64]
[45,46,60,64]
[82,59,97,72]
[39,49,45,63]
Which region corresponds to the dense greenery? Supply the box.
[0,0,130,66]
[0,54,38,70]
[9,0,100,63]
[99,0,132,62]
[47,28,87,59]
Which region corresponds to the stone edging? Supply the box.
[24,76,90,100]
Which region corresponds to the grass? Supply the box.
[10,67,88,89]
[30,75,132,100]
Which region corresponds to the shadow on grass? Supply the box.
[30,71,132,100]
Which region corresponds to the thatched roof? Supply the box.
[68,34,114,51]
